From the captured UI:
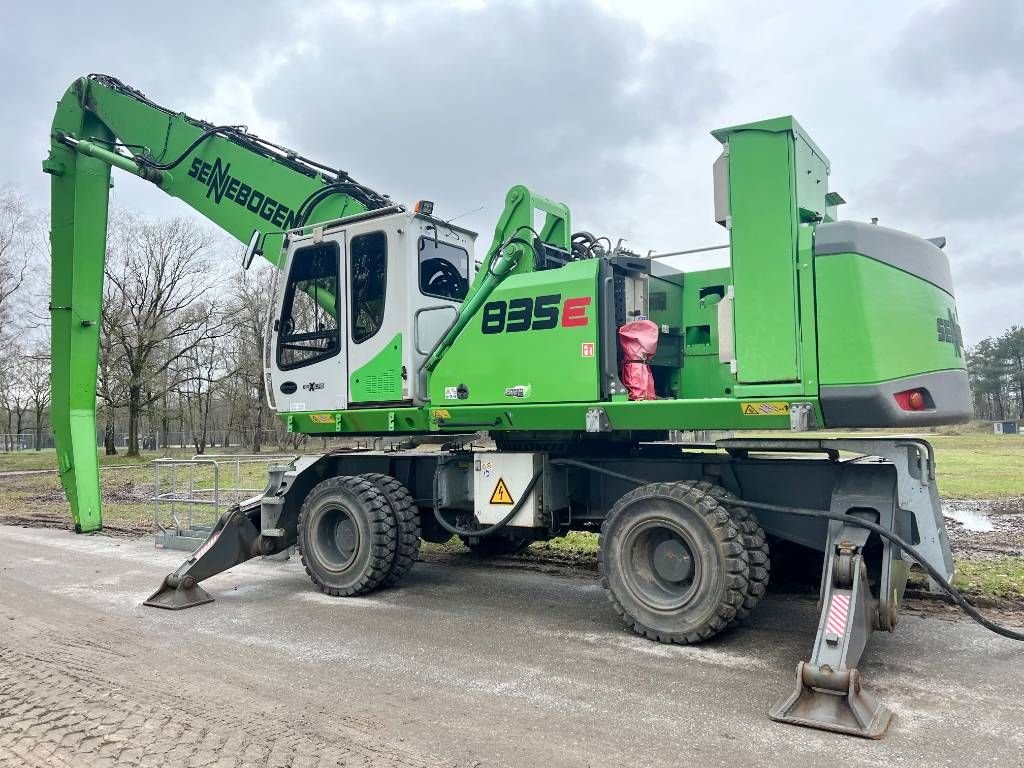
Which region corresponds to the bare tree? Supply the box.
[0,350,18,450]
[22,343,51,451]
[225,263,276,452]
[0,186,30,327]
[0,341,30,447]
[99,213,229,456]
[177,321,230,454]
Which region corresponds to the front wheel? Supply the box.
[359,473,421,587]
[598,481,749,644]
[298,476,397,596]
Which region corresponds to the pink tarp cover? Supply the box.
[618,320,659,401]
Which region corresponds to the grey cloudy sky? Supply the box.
[3,0,1021,343]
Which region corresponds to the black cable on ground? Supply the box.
[549,458,1024,642]
[432,467,543,539]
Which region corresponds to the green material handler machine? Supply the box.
[46,75,971,737]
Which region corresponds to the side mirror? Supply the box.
[242,230,262,270]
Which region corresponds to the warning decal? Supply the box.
[740,401,790,416]
[489,478,515,505]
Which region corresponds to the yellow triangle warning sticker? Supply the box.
[740,401,790,416]
[489,478,515,505]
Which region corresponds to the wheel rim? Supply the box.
[620,517,702,612]
[314,505,360,572]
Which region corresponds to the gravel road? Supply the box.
[1,525,1022,767]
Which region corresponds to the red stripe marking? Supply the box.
[826,594,850,636]
[193,530,221,560]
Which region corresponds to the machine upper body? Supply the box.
[46,77,970,532]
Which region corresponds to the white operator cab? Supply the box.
[265,207,477,413]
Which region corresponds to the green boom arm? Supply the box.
[44,75,389,532]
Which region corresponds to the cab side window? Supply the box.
[419,236,469,301]
[350,231,388,344]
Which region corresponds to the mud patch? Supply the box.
[0,513,151,537]
[943,497,1024,558]
[902,593,1024,627]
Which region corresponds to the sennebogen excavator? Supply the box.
[45,74,982,737]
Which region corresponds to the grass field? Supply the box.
[744,430,1024,499]
[951,558,1024,601]
[919,433,1024,499]
[0,449,280,530]
[0,446,286,473]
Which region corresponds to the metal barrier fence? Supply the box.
[0,430,287,452]
[0,433,55,451]
[151,454,298,550]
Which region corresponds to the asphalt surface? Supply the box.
[0,526,1022,767]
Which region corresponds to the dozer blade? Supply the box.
[145,499,268,610]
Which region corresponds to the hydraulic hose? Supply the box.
[134,125,247,170]
[420,231,536,376]
[549,459,1024,643]
[432,464,543,539]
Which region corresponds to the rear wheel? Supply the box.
[298,476,396,596]
[460,535,531,556]
[359,473,421,587]
[599,481,749,643]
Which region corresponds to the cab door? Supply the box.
[346,224,408,404]
[268,232,348,413]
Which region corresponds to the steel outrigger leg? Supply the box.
[769,523,891,738]
[145,500,272,610]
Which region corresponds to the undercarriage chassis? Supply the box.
[145,436,951,739]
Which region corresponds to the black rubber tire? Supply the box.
[459,536,531,556]
[298,476,396,596]
[702,482,771,624]
[598,481,749,644]
[359,473,421,587]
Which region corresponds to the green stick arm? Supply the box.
[44,74,388,532]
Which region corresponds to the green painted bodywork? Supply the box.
[712,117,830,385]
[815,254,965,385]
[288,397,801,436]
[429,260,600,406]
[46,74,968,532]
[674,267,735,399]
[48,114,113,533]
[350,332,404,402]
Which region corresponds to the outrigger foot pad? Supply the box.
[769,661,892,739]
[142,500,272,610]
[144,573,215,610]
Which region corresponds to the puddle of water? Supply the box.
[943,504,995,532]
